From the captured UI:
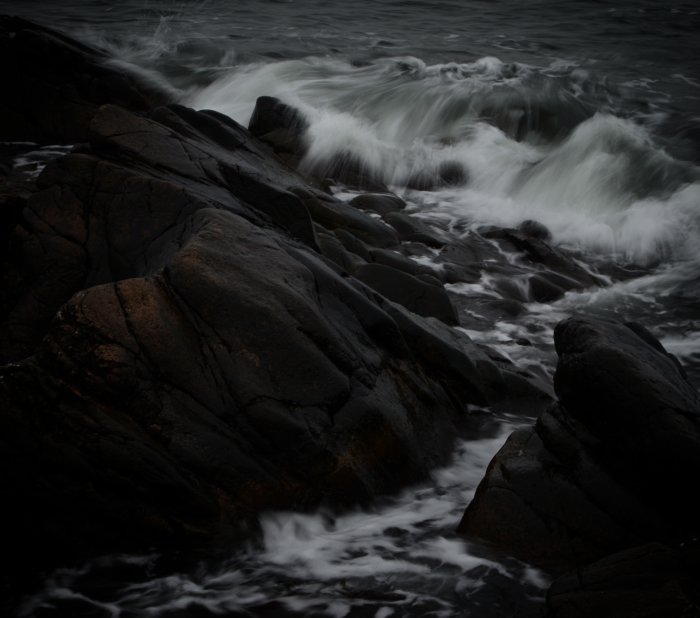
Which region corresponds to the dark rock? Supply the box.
[378,305,505,408]
[484,226,604,292]
[306,150,388,192]
[438,160,468,186]
[546,543,700,618]
[0,163,468,572]
[0,16,167,142]
[248,96,309,166]
[0,24,513,581]
[316,229,365,274]
[518,219,552,241]
[354,262,459,325]
[292,187,399,248]
[450,296,526,330]
[459,405,664,570]
[383,211,445,248]
[0,183,29,265]
[334,229,373,261]
[0,102,325,363]
[367,247,435,280]
[349,192,406,216]
[459,316,700,571]
[478,87,593,142]
[553,317,700,534]
[493,277,530,303]
[528,272,578,303]
[435,233,507,285]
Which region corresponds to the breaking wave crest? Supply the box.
[189,55,700,265]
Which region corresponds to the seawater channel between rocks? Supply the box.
[20,415,550,618]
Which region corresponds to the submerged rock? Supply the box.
[483,225,605,300]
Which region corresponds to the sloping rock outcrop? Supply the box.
[0,19,553,591]
[459,316,700,615]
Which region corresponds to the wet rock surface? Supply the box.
[5,16,696,618]
[0,19,549,597]
[460,316,700,614]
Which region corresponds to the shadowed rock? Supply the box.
[0,16,167,142]
[546,543,700,618]
[459,316,700,571]
[349,192,406,216]
[248,95,309,167]
[355,262,459,325]
[1,62,513,585]
[384,211,445,248]
[483,226,605,299]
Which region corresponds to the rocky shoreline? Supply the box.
[1,16,699,617]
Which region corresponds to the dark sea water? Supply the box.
[2,0,700,616]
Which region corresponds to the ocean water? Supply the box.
[2,0,700,615]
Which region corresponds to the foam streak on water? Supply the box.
[187,52,700,266]
[21,419,549,617]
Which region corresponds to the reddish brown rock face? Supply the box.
[1,21,522,583]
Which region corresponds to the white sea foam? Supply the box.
[190,56,699,268]
[22,422,549,616]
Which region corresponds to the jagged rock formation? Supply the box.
[459,316,700,616]
[1,18,549,589]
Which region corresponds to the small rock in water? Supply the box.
[517,219,551,241]
[438,160,468,186]
[349,192,406,216]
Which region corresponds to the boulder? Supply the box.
[248,95,309,166]
[0,102,324,363]
[292,187,400,248]
[553,317,700,533]
[349,192,406,216]
[483,226,605,297]
[459,317,700,571]
[383,211,445,247]
[518,219,552,241]
[304,150,388,192]
[354,262,459,325]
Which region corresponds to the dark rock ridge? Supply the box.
[0,16,167,142]
[459,316,700,615]
[0,18,554,591]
